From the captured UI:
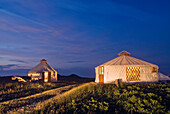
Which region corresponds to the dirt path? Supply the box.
[0,84,79,113]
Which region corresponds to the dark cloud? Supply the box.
[9,59,26,63]
[0,69,30,76]
[0,64,18,71]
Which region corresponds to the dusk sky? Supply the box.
[0,0,170,77]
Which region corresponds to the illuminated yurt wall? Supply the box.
[28,59,57,82]
[95,51,159,83]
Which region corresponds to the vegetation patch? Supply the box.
[0,81,77,102]
[0,84,79,113]
[35,83,170,114]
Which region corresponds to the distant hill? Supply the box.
[0,74,94,83]
[58,74,95,82]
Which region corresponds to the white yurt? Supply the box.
[28,59,57,82]
[95,51,160,83]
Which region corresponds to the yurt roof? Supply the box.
[29,59,56,73]
[100,51,158,67]
[158,73,170,80]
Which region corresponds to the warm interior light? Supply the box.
[44,72,48,82]
[126,67,140,81]
[34,78,38,80]
[31,73,40,76]
[99,66,104,75]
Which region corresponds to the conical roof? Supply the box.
[29,59,56,73]
[101,51,158,67]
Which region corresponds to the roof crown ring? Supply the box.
[40,59,47,63]
[118,51,130,56]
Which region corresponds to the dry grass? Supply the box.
[33,82,95,113]
[0,84,79,113]
[0,82,75,102]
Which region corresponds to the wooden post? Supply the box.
[115,79,122,87]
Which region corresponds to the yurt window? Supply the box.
[152,67,158,73]
[99,66,104,74]
[126,67,140,81]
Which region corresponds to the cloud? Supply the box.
[0,9,50,28]
[0,9,66,39]
[9,59,26,63]
[0,9,80,47]
[0,69,30,76]
[0,16,50,34]
[0,64,18,71]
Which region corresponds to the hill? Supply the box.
[58,74,94,82]
[0,74,94,83]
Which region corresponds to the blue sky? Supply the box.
[0,0,169,77]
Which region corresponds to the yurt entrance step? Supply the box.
[42,72,51,82]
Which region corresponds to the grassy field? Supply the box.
[34,82,170,114]
[0,81,77,102]
[0,81,169,113]
[0,81,84,113]
[0,84,79,113]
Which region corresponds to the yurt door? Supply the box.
[43,72,48,82]
[99,66,104,83]
[42,72,44,81]
[48,72,51,82]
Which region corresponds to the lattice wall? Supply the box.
[126,67,140,81]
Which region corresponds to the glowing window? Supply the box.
[99,66,104,74]
[126,67,140,81]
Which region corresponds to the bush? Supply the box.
[36,83,170,113]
